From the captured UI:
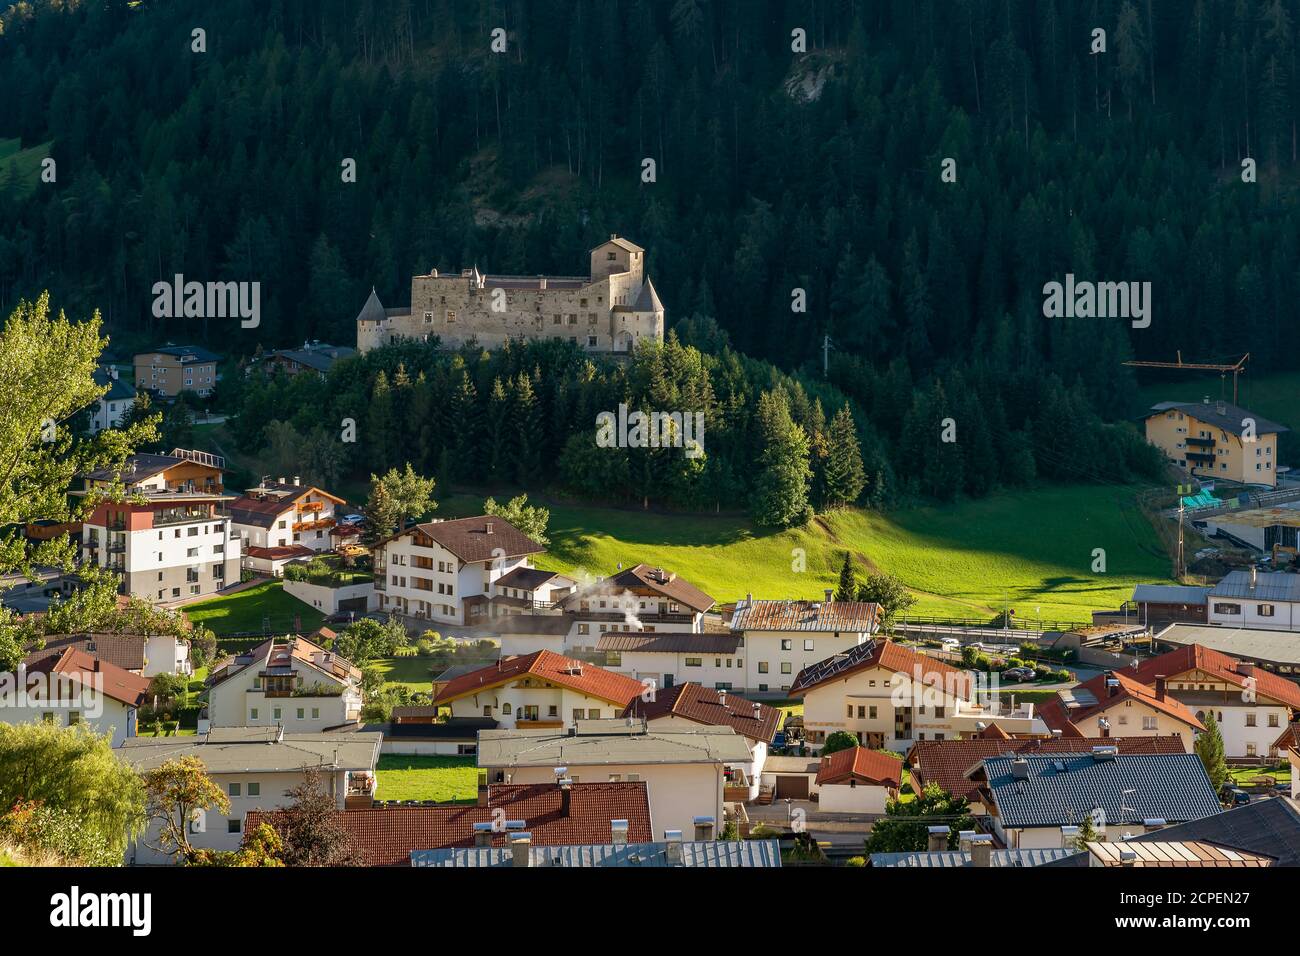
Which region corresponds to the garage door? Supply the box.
[338,596,368,613]
[774,775,809,799]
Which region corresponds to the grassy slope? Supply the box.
[506,484,1172,620]
[183,580,324,635]
[0,138,52,197]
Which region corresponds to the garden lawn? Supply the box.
[516,483,1172,621]
[183,580,324,635]
[372,656,436,694]
[375,755,478,802]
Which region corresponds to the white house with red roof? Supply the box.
[1126,644,1300,759]
[1037,670,1204,750]
[3,648,150,746]
[790,639,1043,751]
[432,650,648,730]
[228,479,346,575]
[815,746,903,813]
[730,593,881,696]
[205,635,363,732]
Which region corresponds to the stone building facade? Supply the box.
[356,236,664,354]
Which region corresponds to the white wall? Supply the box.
[143,635,192,677]
[742,630,872,695]
[1207,599,1299,630]
[283,578,377,615]
[0,700,136,748]
[818,782,890,814]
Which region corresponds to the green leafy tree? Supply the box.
[261,767,362,866]
[483,493,550,546]
[1195,711,1230,791]
[821,732,860,756]
[333,617,409,665]
[862,782,975,854]
[1073,811,1099,850]
[0,723,145,862]
[142,756,230,865]
[856,572,918,628]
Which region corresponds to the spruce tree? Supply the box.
[749,390,813,528]
[824,404,867,506]
[835,551,858,602]
[1195,711,1230,791]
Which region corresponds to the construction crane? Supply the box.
[1122,352,1250,404]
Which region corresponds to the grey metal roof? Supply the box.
[731,599,880,633]
[1154,622,1300,666]
[983,752,1222,830]
[140,344,221,363]
[477,724,753,768]
[355,288,387,324]
[411,839,780,868]
[1131,584,1212,604]
[1148,400,1288,436]
[870,847,1078,868]
[1129,798,1300,867]
[1210,570,1300,602]
[595,632,742,654]
[117,727,381,774]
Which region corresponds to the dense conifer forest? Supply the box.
[3,0,1295,513]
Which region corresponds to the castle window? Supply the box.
[553,314,561,325]
[446,311,456,323]
[587,313,596,324]
[607,252,616,260]
[423,311,433,323]
[567,314,577,324]
[587,336,598,347]
[580,298,588,307]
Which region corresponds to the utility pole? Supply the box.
[1176,503,1186,579]
[822,335,833,377]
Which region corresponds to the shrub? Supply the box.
[843,855,867,867]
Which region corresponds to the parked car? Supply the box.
[940,637,961,650]
[1001,666,1036,682]
[1221,786,1251,806]
[340,513,365,525]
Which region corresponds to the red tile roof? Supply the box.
[249,782,653,866]
[24,647,151,708]
[245,544,316,561]
[623,683,781,743]
[732,599,880,633]
[907,735,1187,803]
[432,650,646,708]
[816,746,903,787]
[23,633,149,672]
[790,639,974,700]
[410,516,545,563]
[1130,644,1300,710]
[603,564,716,613]
[1038,670,1204,736]
[1273,722,1300,753]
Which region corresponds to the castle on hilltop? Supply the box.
[356,236,665,354]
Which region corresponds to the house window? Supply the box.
[780,662,792,674]
[1258,604,1276,617]
[1142,716,1158,730]
[229,783,241,797]
[573,709,584,722]
[447,311,456,323]
[1246,743,1257,757]
[228,819,242,834]
[248,783,260,797]
[296,708,305,720]
[250,708,259,720]
[578,624,589,635]
[1214,603,1241,615]
[685,657,702,668]
[780,639,792,651]
[934,706,945,719]
[758,662,769,674]
[1246,713,1257,727]
[1269,713,1280,727]
[869,706,877,719]
[273,708,282,720]
[803,639,814,651]
[502,703,512,715]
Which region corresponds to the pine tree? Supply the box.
[824,404,867,507]
[835,551,858,601]
[750,390,813,528]
[1195,711,1230,791]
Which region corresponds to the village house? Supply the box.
[133,344,221,398]
[373,515,545,625]
[76,449,241,604]
[494,564,716,659]
[25,632,192,678]
[790,638,1043,751]
[431,650,646,730]
[256,341,355,378]
[1037,669,1204,747]
[624,683,781,801]
[1206,568,1300,630]
[971,749,1222,849]
[88,365,134,433]
[228,478,346,575]
[730,593,880,696]
[1142,398,1287,488]
[118,727,380,865]
[490,567,578,616]
[357,236,665,355]
[596,632,744,693]
[906,732,1187,813]
[814,746,903,814]
[1126,643,1300,759]
[476,719,753,838]
[204,636,362,732]
[3,648,149,746]
[252,781,654,867]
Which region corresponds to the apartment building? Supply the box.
[228,478,345,574]
[373,516,545,625]
[77,449,241,603]
[133,344,221,398]
[1143,398,1287,488]
[205,635,363,732]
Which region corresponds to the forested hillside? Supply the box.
[2,0,1296,507]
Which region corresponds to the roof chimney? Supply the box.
[927,825,949,852]
[717,688,727,708]
[1010,758,1030,780]
[1106,675,1120,698]
[510,833,533,868]
[1060,825,1080,844]
[485,521,494,534]
[1119,849,1138,867]
[473,822,493,847]
[611,819,629,846]
[1250,566,1258,589]
[1142,818,1167,833]
[693,816,715,842]
[1154,675,1167,701]
[957,830,977,852]
[970,835,994,867]
[664,829,684,866]
[824,588,833,603]
[1238,661,1254,678]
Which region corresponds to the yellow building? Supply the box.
[1144,399,1286,488]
